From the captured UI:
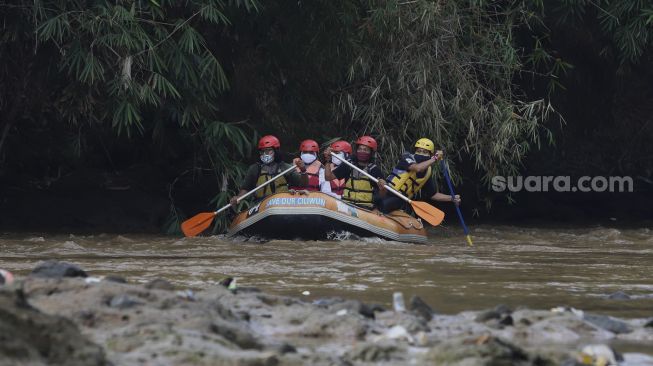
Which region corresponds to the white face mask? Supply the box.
[260,153,274,164]
[301,153,317,164]
[332,152,345,166]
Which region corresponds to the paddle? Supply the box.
[320,136,342,148]
[181,164,297,237]
[331,152,445,226]
[440,160,473,246]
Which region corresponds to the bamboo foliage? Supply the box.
[336,0,555,186]
[1,0,258,233]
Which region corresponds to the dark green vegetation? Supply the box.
[1,0,651,232]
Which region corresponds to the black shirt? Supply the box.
[333,161,384,180]
[332,160,385,194]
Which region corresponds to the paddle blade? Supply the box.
[410,201,445,226]
[466,234,474,247]
[181,212,216,237]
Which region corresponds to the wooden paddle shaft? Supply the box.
[214,164,298,215]
[330,152,411,204]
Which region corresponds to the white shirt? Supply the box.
[318,167,338,197]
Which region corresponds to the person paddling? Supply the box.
[229,135,307,206]
[377,138,461,214]
[324,136,387,209]
[323,140,352,198]
[289,139,333,195]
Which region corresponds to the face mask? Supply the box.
[332,152,345,166]
[356,151,371,162]
[301,153,317,164]
[414,153,431,163]
[260,153,274,164]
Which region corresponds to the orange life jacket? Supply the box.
[290,160,322,191]
[328,163,346,195]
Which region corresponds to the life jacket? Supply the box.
[254,163,289,199]
[388,154,432,199]
[290,160,322,191]
[342,163,377,209]
[327,163,346,196]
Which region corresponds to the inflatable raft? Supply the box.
[227,192,428,243]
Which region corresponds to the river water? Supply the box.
[1,225,652,318]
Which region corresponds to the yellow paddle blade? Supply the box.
[410,201,445,226]
[181,212,217,237]
[466,235,474,246]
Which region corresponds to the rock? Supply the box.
[374,310,429,333]
[209,319,262,350]
[0,288,108,365]
[499,315,514,326]
[475,309,501,322]
[360,303,386,319]
[232,286,261,294]
[475,305,513,328]
[494,304,512,314]
[278,343,296,354]
[175,289,196,301]
[313,297,344,307]
[607,291,631,300]
[583,313,632,334]
[104,276,127,284]
[144,278,174,290]
[30,260,87,278]
[644,318,653,328]
[315,298,384,319]
[421,335,550,365]
[346,342,402,363]
[408,295,435,321]
[108,294,142,309]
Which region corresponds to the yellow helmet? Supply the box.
[414,138,435,153]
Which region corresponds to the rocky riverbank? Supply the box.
[1,261,652,366]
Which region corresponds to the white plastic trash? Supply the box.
[393,291,406,312]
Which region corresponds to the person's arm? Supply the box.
[327,164,350,181]
[322,146,332,164]
[431,192,461,205]
[287,160,308,187]
[408,155,437,173]
[230,165,257,206]
[370,166,387,197]
[407,150,443,173]
[325,160,350,181]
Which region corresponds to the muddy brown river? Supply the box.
[1,225,652,318]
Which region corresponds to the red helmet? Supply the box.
[330,140,352,154]
[258,135,280,150]
[355,136,378,151]
[299,139,319,152]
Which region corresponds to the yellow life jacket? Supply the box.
[342,163,377,209]
[255,163,289,199]
[388,155,432,199]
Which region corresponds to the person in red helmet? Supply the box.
[322,140,352,198]
[324,136,387,209]
[289,139,333,195]
[230,135,307,205]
